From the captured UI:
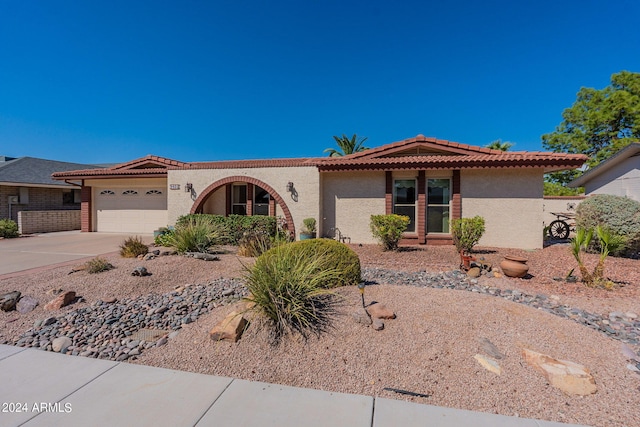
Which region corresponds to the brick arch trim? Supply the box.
[190,176,295,237]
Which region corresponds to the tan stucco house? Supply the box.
[53,135,586,249]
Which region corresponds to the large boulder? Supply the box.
[209,311,248,342]
[44,291,76,311]
[522,348,597,395]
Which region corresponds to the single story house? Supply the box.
[569,142,640,201]
[0,156,104,233]
[52,135,586,249]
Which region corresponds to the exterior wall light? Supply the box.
[185,183,193,193]
[286,182,294,192]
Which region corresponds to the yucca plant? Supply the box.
[243,244,342,339]
[593,225,622,283]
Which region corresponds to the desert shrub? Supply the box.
[119,236,148,258]
[0,219,19,238]
[370,214,410,251]
[85,257,114,274]
[576,194,640,257]
[167,215,229,253]
[301,218,316,234]
[175,214,277,244]
[237,229,274,257]
[244,242,343,338]
[451,216,485,253]
[260,239,361,288]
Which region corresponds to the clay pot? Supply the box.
[500,256,529,278]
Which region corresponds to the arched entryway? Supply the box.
[190,176,295,236]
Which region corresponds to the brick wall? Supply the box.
[17,210,81,234]
[0,185,80,222]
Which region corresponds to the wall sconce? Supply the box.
[185,183,193,193]
[286,182,294,192]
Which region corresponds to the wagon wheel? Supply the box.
[548,220,570,240]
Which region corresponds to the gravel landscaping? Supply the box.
[1,242,639,427]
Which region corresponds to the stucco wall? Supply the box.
[584,156,640,201]
[321,171,386,243]
[168,167,320,238]
[461,169,544,249]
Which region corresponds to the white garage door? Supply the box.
[95,188,168,233]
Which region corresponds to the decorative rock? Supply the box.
[522,348,597,395]
[1,291,21,311]
[372,318,384,331]
[185,252,219,261]
[103,297,117,304]
[474,354,502,375]
[621,343,640,362]
[209,311,248,342]
[131,266,150,277]
[352,307,372,326]
[493,272,502,278]
[155,337,168,347]
[16,296,39,313]
[366,302,396,320]
[478,338,505,360]
[42,317,57,326]
[168,331,180,340]
[52,336,72,353]
[143,253,156,261]
[44,291,76,310]
[467,267,481,278]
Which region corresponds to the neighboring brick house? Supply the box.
[0,156,104,233]
[53,135,587,249]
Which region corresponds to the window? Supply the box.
[145,189,163,195]
[63,189,81,205]
[253,186,270,216]
[99,190,115,195]
[393,179,416,232]
[232,184,247,215]
[122,190,138,195]
[427,178,451,233]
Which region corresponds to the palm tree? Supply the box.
[324,134,369,157]
[486,139,514,151]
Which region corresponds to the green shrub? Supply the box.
[370,214,410,251]
[85,257,114,274]
[167,215,230,253]
[119,236,149,258]
[451,216,485,253]
[260,239,361,288]
[301,218,316,234]
[576,194,640,257]
[0,219,19,238]
[244,242,343,338]
[175,214,277,244]
[154,227,175,247]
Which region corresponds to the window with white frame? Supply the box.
[393,179,416,232]
[426,178,451,233]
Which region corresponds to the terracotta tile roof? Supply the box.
[181,158,322,170]
[318,153,588,172]
[52,155,188,179]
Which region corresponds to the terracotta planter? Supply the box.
[500,256,529,278]
[459,250,476,271]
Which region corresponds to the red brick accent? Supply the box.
[191,176,295,236]
[425,235,454,245]
[269,198,276,216]
[417,171,426,244]
[225,184,231,216]
[385,171,392,215]
[452,170,461,221]
[81,185,92,232]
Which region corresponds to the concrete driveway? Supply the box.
[0,231,153,277]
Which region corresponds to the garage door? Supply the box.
[94,188,168,233]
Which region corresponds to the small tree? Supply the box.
[370,214,410,251]
[451,216,485,254]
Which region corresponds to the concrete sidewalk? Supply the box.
[0,231,152,276]
[0,345,589,427]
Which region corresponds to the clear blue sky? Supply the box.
[1,0,639,164]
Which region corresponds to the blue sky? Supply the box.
[1,0,639,164]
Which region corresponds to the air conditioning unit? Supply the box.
[8,196,19,204]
